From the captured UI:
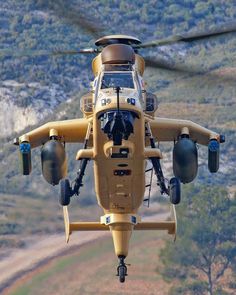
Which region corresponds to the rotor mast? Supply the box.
[92,35,145,76]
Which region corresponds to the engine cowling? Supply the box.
[41,140,67,185]
[173,137,198,184]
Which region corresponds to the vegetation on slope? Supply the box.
[160,185,236,295]
[0,1,236,97]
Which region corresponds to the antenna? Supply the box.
[115,86,121,113]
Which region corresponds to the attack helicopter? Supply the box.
[10,19,236,282]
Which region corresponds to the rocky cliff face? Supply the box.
[0,80,68,137]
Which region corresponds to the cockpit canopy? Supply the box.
[101,72,134,89]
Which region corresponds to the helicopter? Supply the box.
[10,18,236,282]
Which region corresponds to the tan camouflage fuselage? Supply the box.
[18,50,220,258]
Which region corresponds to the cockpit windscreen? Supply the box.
[101,73,134,89]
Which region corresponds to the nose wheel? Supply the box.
[117,256,128,283]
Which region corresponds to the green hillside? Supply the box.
[0,1,236,91]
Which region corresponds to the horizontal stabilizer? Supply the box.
[134,221,175,234]
[63,205,177,243]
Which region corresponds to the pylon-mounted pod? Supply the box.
[41,139,67,185]
[173,136,198,183]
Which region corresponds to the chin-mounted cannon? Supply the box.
[99,87,138,145]
[100,110,137,145]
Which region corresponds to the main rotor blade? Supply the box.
[145,57,236,82]
[0,48,98,58]
[144,57,204,74]
[37,0,103,38]
[138,21,236,49]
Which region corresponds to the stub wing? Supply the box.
[17,118,90,148]
[148,117,220,145]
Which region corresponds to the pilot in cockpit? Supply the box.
[101,72,134,89]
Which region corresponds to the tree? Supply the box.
[160,185,236,295]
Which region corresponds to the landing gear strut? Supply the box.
[116,256,128,283]
[59,157,89,206]
[59,123,92,206]
[146,123,169,195]
[146,122,182,203]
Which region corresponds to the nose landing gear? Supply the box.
[116,255,128,283]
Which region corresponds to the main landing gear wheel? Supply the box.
[117,256,127,283]
[59,178,72,206]
[169,177,181,205]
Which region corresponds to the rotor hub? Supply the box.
[95,35,141,47]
